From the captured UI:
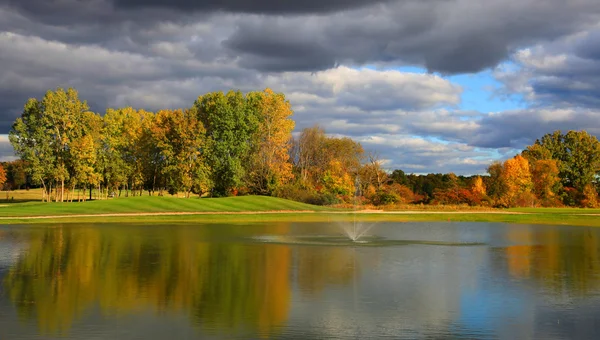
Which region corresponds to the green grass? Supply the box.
[510,207,600,215]
[0,195,333,217]
[2,211,599,226]
[0,193,598,227]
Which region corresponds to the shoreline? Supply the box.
[0,209,532,220]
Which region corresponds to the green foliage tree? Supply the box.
[194,91,258,196]
[10,98,55,201]
[536,130,600,192]
[10,89,93,202]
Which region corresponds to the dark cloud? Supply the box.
[224,0,600,74]
[114,0,391,14]
[2,0,600,174]
[496,27,600,109]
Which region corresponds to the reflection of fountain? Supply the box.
[339,177,377,242]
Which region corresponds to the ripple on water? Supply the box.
[248,235,486,247]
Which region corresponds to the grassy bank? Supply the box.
[1,211,599,226]
[0,195,598,226]
[0,196,600,226]
[0,195,334,217]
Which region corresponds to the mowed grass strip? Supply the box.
[0,195,333,218]
[510,207,600,215]
[1,209,600,226]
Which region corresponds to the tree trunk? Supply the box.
[61,178,64,203]
[89,186,92,201]
[41,181,47,203]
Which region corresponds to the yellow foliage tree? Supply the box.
[471,176,486,196]
[501,155,534,207]
[531,159,561,201]
[582,184,599,208]
[0,164,6,191]
[322,159,355,196]
[248,88,295,194]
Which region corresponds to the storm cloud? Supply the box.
[1,0,600,173]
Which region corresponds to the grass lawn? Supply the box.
[0,190,598,226]
[0,195,333,217]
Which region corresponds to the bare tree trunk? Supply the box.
[61,178,64,202]
[41,180,47,203]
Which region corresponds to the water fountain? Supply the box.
[338,177,377,242]
[249,177,485,247]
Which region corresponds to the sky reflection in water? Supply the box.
[1,222,600,339]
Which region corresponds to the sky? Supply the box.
[1,0,600,175]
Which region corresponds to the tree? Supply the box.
[501,155,533,207]
[9,98,55,201]
[43,88,91,202]
[0,164,7,191]
[390,169,409,186]
[471,176,486,196]
[582,184,599,208]
[103,107,154,196]
[522,143,553,164]
[5,160,28,190]
[70,134,99,201]
[195,91,258,196]
[487,161,508,205]
[530,159,561,203]
[359,152,387,192]
[535,130,600,192]
[292,125,328,187]
[152,109,209,197]
[246,89,295,195]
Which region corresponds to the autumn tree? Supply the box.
[582,184,599,208]
[246,89,295,195]
[500,155,534,207]
[530,159,561,204]
[0,164,7,191]
[292,125,328,187]
[359,153,388,193]
[471,176,486,196]
[152,109,210,197]
[103,107,154,196]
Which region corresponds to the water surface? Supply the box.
[1,222,600,339]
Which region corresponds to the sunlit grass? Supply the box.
[0,195,333,218]
[0,189,599,227]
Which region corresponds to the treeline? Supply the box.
[9,88,300,201]
[382,130,600,208]
[8,87,600,207]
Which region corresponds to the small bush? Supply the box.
[371,190,399,206]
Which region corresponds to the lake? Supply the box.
[1,221,600,339]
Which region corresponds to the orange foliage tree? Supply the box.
[0,164,6,190]
[530,159,561,205]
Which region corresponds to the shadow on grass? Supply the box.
[0,199,43,204]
